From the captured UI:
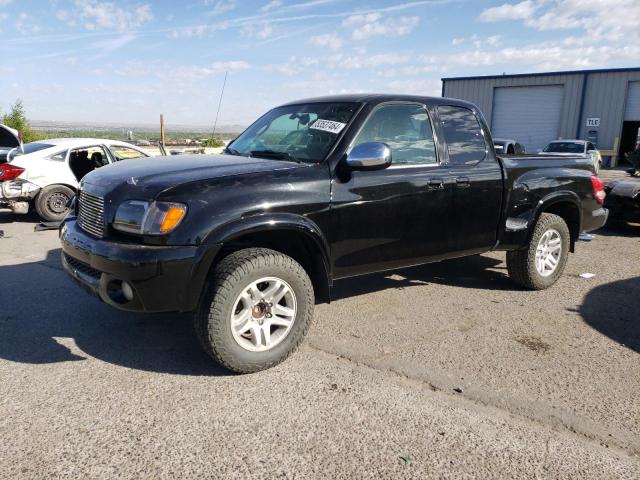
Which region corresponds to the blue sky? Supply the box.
[1,0,638,126]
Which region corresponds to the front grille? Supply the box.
[63,253,101,279]
[77,191,105,238]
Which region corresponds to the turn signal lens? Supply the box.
[160,205,187,233]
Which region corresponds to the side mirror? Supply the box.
[345,142,392,170]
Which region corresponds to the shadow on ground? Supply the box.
[580,276,640,353]
[0,248,230,376]
[331,254,515,301]
[0,247,519,374]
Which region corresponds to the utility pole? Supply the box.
[212,71,228,139]
[160,114,165,146]
[159,114,167,155]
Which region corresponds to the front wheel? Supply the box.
[507,213,570,290]
[194,248,315,373]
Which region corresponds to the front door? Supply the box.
[330,102,453,279]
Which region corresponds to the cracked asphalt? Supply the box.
[0,212,639,479]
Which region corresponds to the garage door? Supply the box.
[491,85,564,153]
[624,81,640,121]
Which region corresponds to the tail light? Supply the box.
[0,164,25,181]
[591,176,606,205]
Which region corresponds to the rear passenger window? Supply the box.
[438,106,486,165]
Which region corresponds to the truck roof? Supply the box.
[279,94,480,111]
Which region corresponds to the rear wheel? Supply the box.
[507,213,570,290]
[194,248,315,373]
[35,185,74,222]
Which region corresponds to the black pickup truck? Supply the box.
[60,94,608,373]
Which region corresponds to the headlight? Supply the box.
[112,200,187,235]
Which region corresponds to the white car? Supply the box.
[539,140,603,174]
[0,138,151,221]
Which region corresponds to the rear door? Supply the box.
[435,105,503,254]
[330,102,453,278]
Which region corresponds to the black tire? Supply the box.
[35,184,74,222]
[194,248,315,374]
[507,213,570,290]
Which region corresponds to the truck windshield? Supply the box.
[228,102,359,163]
[543,142,583,153]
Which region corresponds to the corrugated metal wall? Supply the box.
[443,69,640,153]
[580,71,640,148]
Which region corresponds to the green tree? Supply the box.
[202,137,225,148]
[1,99,44,143]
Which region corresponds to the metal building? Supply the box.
[442,67,640,165]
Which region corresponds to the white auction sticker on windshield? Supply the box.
[310,119,347,134]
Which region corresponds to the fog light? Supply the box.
[121,281,134,301]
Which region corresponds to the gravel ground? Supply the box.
[0,212,638,479]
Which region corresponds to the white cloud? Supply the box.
[479,0,640,41]
[16,12,41,35]
[342,12,382,28]
[90,33,137,58]
[261,0,283,12]
[309,33,342,51]
[344,14,420,41]
[487,35,501,46]
[205,0,237,14]
[265,56,320,75]
[386,78,441,96]
[241,22,274,39]
[170,24,211,38]
[452,37,464,46]
[158,61,250,82]
[422,40,640,72]
[72,0,153,31]
[336,52,410,69]
[0,0,13,5]
[478,0,537,22]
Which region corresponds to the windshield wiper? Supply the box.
[250,150,301,163]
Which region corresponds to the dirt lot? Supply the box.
[0,213,638,479]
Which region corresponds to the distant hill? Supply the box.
[31,120,246,134]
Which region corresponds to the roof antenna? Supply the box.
[212,71,228,139]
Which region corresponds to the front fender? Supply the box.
[203,212,332,279]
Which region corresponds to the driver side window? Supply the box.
[352,104,437,165]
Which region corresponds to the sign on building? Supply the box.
[586,118,600,127]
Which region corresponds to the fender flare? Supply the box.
[203,212,332,282]
[527,190,582,245]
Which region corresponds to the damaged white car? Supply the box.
[0,138,150,221]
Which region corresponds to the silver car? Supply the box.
[540,140,603,174]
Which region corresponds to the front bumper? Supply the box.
[60,218,220,312]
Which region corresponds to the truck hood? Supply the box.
[81,154,300,197]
